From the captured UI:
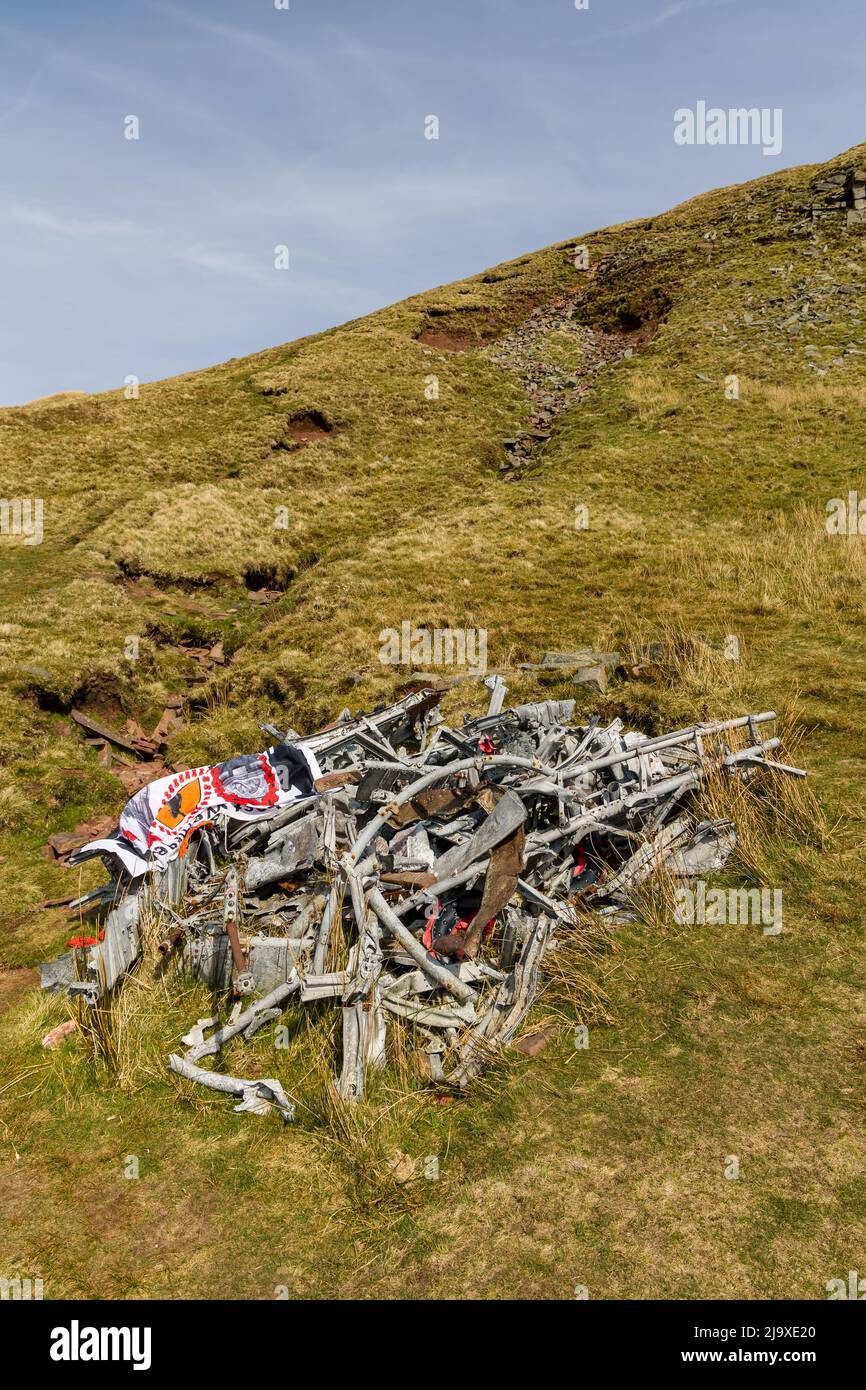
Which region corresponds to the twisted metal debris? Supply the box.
[44,680,806,1121]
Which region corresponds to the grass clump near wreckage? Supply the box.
[1,144,865,1298]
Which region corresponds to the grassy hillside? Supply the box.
[1,144,865,1299]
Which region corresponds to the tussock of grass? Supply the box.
[623,371,684,420]
[540,916,615,1027]
[680,505,866,622]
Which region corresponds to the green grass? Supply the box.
[1,142,865,1299]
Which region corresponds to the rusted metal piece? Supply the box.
[314,769,361,791]
[462,823,525,959]
[70,708,138,753]
[379,870,437,889]
[158,925,184,956]
[222,860,252,994]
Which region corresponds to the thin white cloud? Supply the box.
[601,0,738,40]
[6,203,273,288]
[8,204,139,238]
[238,170,604,246]
[169,242,276,288]
[150,0,314,82]
[0,60,47,128]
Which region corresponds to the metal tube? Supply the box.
[366,887,475,1004]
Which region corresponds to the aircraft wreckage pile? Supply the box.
[42,681,806,1121]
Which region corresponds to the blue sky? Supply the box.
[0,0,863,405]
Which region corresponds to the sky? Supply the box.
[0,0,863,405]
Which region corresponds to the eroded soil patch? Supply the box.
[274,410,335,449]
[417,327,489,352]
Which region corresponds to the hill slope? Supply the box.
[0,145,865,1299]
